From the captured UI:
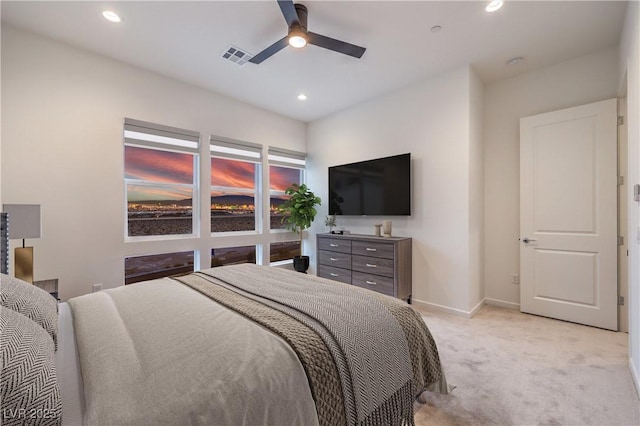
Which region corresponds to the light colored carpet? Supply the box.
[414,305,640,425]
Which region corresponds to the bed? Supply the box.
[1,264,448,426]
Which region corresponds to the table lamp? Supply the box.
[2,204,41,284]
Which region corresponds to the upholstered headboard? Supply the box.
[1,212,8,274]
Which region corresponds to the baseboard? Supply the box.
[485,298,520,311]
[469,299,485,317]
[630,357,640,399]
[412,298,485,319]
[412,297,519,318]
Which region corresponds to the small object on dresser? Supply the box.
[382,220,392,237]
[325,215,337,233]
[374,224,382,237]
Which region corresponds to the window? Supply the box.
[123,123,308,283]
[210,136,262,233]
[124,119,199,238]
[125,251,195,284]
[268,148,306,231]
[211,245,256,267]
[270,241,301,264]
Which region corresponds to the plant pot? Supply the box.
[293,255,310,273]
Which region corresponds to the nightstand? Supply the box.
[34,278,59,300]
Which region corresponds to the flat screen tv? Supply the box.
[328,153,411,216]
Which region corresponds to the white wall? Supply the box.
[307,65,483,315]
[1,26,306,300]
[619,0,640,396]
[483,47,620,308]
[469,67,485,312]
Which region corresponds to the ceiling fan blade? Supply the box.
[307,32,366,59]
[277,0,300,28]
[249,36,289,64]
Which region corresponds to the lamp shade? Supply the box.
[3,204,41,239]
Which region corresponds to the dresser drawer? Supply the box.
[318,237,352,254]
[352,272,394,297]
[318,265,352,285]
[318,250,352,270]
[352,255,394,278]
[352,241,394,259]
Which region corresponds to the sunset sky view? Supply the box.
[126,146,302,202]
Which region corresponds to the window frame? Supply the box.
[268,147,307,234]
[210,136,263,236]
[124,118,200,242]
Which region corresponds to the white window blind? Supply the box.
[210,135,262,162]
[124,118,200,153]
[268,147,306,168]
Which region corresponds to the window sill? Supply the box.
[125,233,199,243]
[270,259,293,267]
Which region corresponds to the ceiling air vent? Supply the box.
[221,46,253,66]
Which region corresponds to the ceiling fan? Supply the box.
[249,0,366,64]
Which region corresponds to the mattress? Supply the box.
[55,302,84,426]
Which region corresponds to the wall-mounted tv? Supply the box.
[328,153,411,216]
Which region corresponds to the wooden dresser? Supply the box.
[316,233,412,303]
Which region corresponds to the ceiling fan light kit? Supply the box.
[288,27,307,48]
[248,0,366,64]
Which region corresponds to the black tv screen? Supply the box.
[328,153,411,216]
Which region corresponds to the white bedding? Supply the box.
[67,278,319,426]
[55,302,85,426]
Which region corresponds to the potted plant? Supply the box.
[280,183,322,273]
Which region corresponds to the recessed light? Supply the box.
[102,11,122,23]
[486,0,504,12]
[297,94,307,101]
[430,25,442,33]
[507,56,524,66]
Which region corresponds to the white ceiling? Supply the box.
[1,1,628,122]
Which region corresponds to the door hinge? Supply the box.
[618,176,624,186]
[619,296,625,306]
[618,236,624,245]
[618,116,624,126]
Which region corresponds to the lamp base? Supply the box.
[15,246,34,284]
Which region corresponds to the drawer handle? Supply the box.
[366,248,377,252]
[330,243,339,247]
[366,263,377,268]
[366,280,377,286]
[330,257,339,262]
[330,273,339,277]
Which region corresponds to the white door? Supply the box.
[520,98,618,331]
[618,97,628,332]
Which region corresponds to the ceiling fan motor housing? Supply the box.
[294,4,308,31]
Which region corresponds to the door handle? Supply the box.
[522,237,537,244]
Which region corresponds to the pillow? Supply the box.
[0,306,62,426]
[0,273,58,348]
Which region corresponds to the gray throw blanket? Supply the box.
[188,264,430,426]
